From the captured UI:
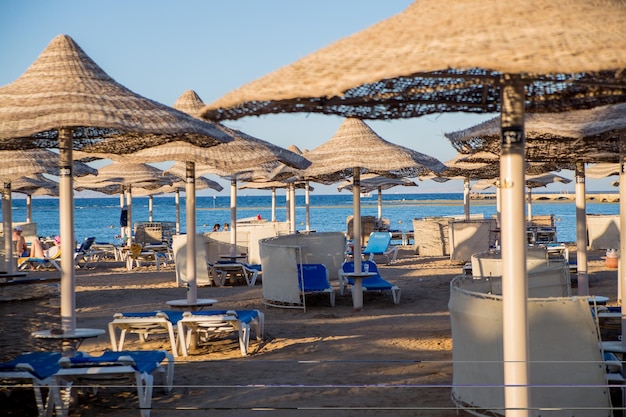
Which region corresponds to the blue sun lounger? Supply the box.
[362,232,399,264]
[0,351,62,416]
[298,263,336,308]
[52,350,174,417]
[339,260,401,304]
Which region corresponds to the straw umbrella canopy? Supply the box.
[337,174,418,228]
[12,174,59,224]
[0,149,96,274]
[75,162,177,243]
[105,90,309,306]
[200,1,626,412]
[446,104,626,297]
[301,117,445,310]
[0,35,232,336]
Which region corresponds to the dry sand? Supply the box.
[0,246,618,416]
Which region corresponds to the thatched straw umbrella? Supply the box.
[75,162,177,244]
[200,1,626,412]
[0,35,231,337]
[11,174,59,224]
[446,103,626,297]
[337,174,418,229]
[300,118,445,310]
[104,90,309,305]
[0,150,96,274]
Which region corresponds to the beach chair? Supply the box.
[298,263,335,307]
[339,260,401,304]
[214,261,259,286]
[127,243,163,271]
[108,311,183,357]
[0,351,62,416]
[362,231,398,264]
[51,350,174,417]
[177,309,264,356]
[18,245,61,271]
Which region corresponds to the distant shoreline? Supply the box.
[471,193,619,203]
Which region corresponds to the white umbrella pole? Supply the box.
[285,186,291,231]
[352,168,363,310]
[575,162,589,296]
[127,187,133,245]
[377,186,383,227]
[617,140,626,346]
[527,188,533,226]
[3,183,14,274]
[305,181,311,231]
[148,195,154,222]
[59,129,76,332]
[289,184,296,234]
[120,191,125,239]
[175,189,181,234]
[26,194,32,223]
[185,162,197,304]
[271,187,276,222]
[463,177,470,221]
[500,78,530,417]
[230,179,237,256]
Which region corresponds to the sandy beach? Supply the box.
[0,246,618,416]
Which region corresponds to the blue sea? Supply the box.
[8,193,620,245]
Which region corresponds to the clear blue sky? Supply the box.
[0,1,613,196]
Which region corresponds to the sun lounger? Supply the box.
[298,263,335,307]
[51,350,174,417]
[108,311,184,357]
[214,261,259,286]
[339,260,401,304]
[362,231,399,264]
[0,351,62,416]
[177,309,264,356]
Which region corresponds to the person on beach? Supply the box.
[12,226,29,257]
[223,223,230,231]
[212,223,221,232]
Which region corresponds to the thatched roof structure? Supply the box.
[446,103,626,163]
[202,0,626,121]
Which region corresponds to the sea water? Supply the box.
[8,193,620,245]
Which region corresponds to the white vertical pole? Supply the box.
[305,181,311,231]
[148,195,154,222]
[230,179,237,255]
[126,186,133,245]
[285,185,291,231]
[26,195,32,223]
[59,128,76,333]
[575,162,589,296]
[271,187,277,222]
[175,189,181,234]
[377,186,383,226]
[3,183,14,273]
[500,76,530,417]
[463,177,471,221]
[289,184,296,234]
[526,187,533,226]
[352,168,363,310]
[185,162,197,304]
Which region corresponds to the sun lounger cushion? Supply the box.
[64,350,166,374]
[340,261,401,304]
[0,351,62,380]
[298,264,335,307]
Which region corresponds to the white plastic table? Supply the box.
[166,298,218,311]
[32,328,105,357]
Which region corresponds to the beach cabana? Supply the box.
[200,0,626,413]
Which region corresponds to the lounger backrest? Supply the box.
[298,264,330,291]
[363,232,392,253]
[77,237,96,253]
